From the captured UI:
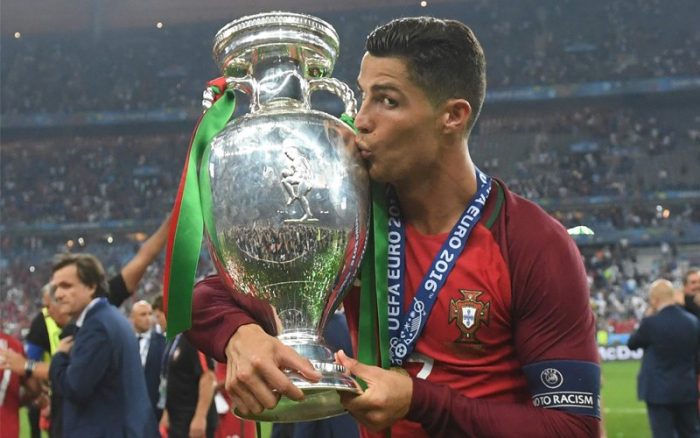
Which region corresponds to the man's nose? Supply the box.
[354,102,371,134]
[53,289,65,301]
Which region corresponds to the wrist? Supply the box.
[24,359,36,378]
[228,324,263,349]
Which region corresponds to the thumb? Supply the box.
[336,349,373,380]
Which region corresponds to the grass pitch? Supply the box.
[602,360,650,438]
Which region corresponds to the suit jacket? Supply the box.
[143,329,166,417]
[628,304,700,404]
[50,298,158,437]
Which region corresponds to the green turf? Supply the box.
[19,361,648,437]
[602,360,650,438]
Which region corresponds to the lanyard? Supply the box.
[386,168,491,365]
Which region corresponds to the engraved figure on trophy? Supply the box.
[280,139,317,223]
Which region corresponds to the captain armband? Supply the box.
[523,360,601,418]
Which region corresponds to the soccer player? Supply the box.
[184,16,600,437]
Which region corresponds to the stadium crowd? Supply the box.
[1,0,699,116]
[2,106,697,229]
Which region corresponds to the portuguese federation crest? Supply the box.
[448,290,490,344]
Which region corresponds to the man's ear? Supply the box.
[440,98,472,135]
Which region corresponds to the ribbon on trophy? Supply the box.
[337,116,392,386]
[358,185,392,378]
[163,78,236,338]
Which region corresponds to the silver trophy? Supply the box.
[201,12,369,422]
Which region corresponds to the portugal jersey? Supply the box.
[188,179,601,437]
[343,180,600,437]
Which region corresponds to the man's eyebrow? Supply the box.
[356,81,402,94]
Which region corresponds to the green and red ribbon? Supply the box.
[163,83,236,338]
[339,117,392,381]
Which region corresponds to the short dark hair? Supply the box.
[52,253,109,298]
[683,268,700,286]
[152,294,164,312]
[366,16,487,132]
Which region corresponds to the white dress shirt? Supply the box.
[136,330,152,367]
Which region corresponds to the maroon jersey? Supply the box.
[187,180,600,437]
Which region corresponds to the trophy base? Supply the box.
[233,363,361,422]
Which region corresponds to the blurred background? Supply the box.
[1,0,699,436]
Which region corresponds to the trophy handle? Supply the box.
[307,78,357,118]
[226,76,260,112]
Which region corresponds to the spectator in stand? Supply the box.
[628,279,700,438]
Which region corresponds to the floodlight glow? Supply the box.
[567,225,595,236]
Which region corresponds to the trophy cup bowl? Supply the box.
[200,12,369,422]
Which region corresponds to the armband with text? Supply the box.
[523,360,600,418]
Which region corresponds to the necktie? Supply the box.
[137,335,147,367]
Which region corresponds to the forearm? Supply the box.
[194,371,216,420]
[29,361,50,381]
[3,354,49,381]
[185,275,276,362]
[121,214,171,292]
[407,379,599,437]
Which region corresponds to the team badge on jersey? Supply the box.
[448,290,490,345]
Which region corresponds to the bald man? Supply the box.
[131,300,166,421]
[628,279,700,438]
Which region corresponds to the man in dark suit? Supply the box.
[131,299,166,421]
[682,268,700,319]
[628,278,700,438]
[49,253,158,437]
